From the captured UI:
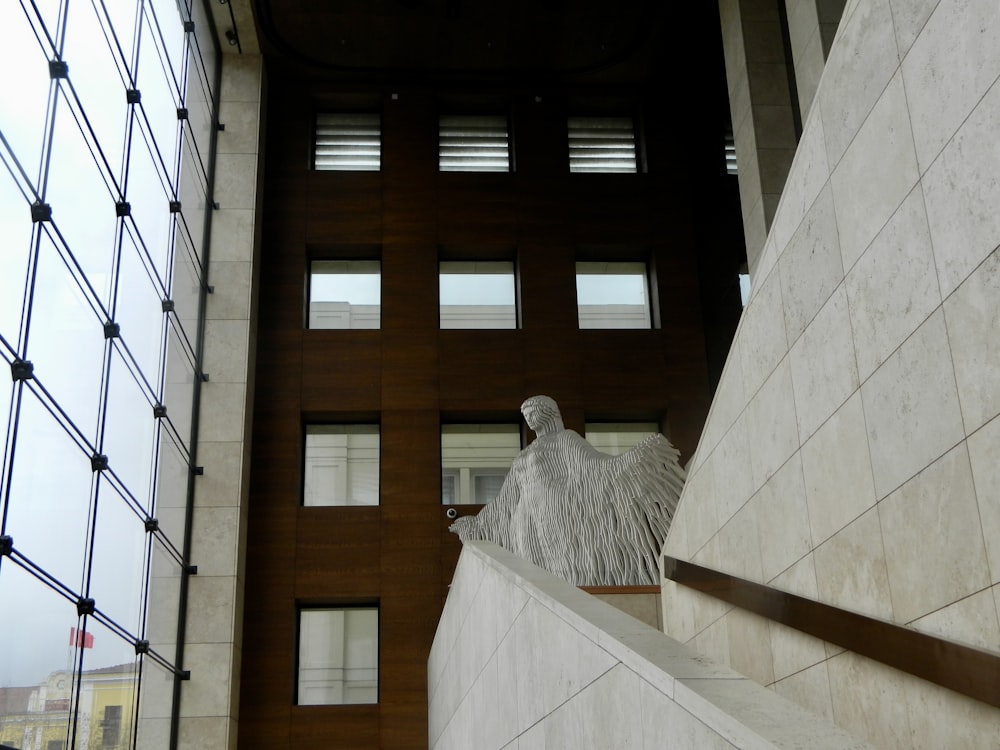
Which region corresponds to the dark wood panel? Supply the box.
[295,507,381,597]
[289,705,380,749]
[300,333,382,410]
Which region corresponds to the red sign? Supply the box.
[69,627,94,649]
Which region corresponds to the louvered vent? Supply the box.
[439,115,510,172]
[725,132,738,175]
[568,117,637,173]
[315,113,381,171]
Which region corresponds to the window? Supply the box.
[568,117,638,173]
[585,422,659,456]
[439,115,510,172]
[298,607,378,705]
[308,260,381,329]
[739,272,751,306]
[303,425,380,506]
[439,261,517,329]
[100,705,122,747]
[314,113,381,171]
[441,424,520,504]
[576,261,652,328]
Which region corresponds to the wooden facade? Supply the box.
[237,46,743,746]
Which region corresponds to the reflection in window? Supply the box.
[304,426,380,506]
[314,113,381,171]
[568,117,638,173]
[298,608,379,705]
[576,261,652,329]
[439,115,510,172]
[308,260,381,329]
[585,422,659,456]
[439,261,517,329]
[441,424,520,504]
[0,0,216,746]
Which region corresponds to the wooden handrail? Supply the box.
[663,555,1000,709]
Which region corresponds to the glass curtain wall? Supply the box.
[0,1,219,749]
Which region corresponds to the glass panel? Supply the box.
[439,261,516,329]
[100,0,141,78]
[0,169,35,351]
[439,115,509,172]
[146,0,187,99]
[25,230,107,442]
[585,422,659,455]
[0,560,75,746]
[314,114,381,171]
[189,0,218,107]
[309,261,381,330]
[74,621,139,750]
[3,386,94,590]
[127,109,174,287]
[63,0,130,186]
[575,261,651,329]
[161,318,196,449]
[144,536,183,654]
[115,227,168,385]
[185,46,214,180]
[0,7,53,190]
[135,13,181,193]
[153,421,188,543]
[568,116,638,174]
[303,426,379,506]
[88,479,149,640]
[176,139,207,274]
[45,88,118,308]
[103,348,157,506]
[440,424,520,504]
[168,223,200,356]
[298,608,378,705]
[135,651,175,750]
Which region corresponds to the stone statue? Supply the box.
[449,395,685,586]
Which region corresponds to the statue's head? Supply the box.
[520,395,564,435]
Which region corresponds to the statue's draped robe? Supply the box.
[452,430,685,585]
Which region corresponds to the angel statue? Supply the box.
[449,395,685,586]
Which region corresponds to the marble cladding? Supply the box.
[431,542,872,750]
[662,0,1000,745]
[177,52,264,750]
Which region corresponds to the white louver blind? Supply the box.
[725,132,738,175]
[568,116,638,173]
[315,113,381,171]
[439,115,510,172]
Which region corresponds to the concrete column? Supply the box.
[784,0,848,121]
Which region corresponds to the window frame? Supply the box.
[438,260,519,329]
[438,114,512,173]
[307,259,382,330]
[575,260,654,329]
[567,115,640,174]
[313,112,382,172]
[440,423,522,505]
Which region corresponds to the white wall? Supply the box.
[430,542,872,749]
[664,0,1000,746]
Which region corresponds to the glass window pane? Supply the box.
[170,225,202,344]
[439,115,509,172]
[585,422,659,455]
[103,348,158,506]
[439,261,516,329]
[135,16,182,193]
[315,114,381,171]
[161,318,196,450]
[25,231,107,442]
[441,424,520,505]
[177,138,208,265]
[0,8,52,190]
[153,421,189,543]
[576,261,651,329]
[145,536,183,653]
[308,261,381,330]
[135,652,175,750]
[4,387,94,595]
[115,228,169,384]
[568,116,638,174]
[189,0,218,106]
[0,170,34,351]
[64,0,130,187]
[303,425,379,507]
[127,110,175,287]
[147,0,187,100]
[88,479,149,639]
[185,47,214,181]
[298,608,378,705]
[73,624,140,750]
[0,560,77,742]
[45,89,119,308]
